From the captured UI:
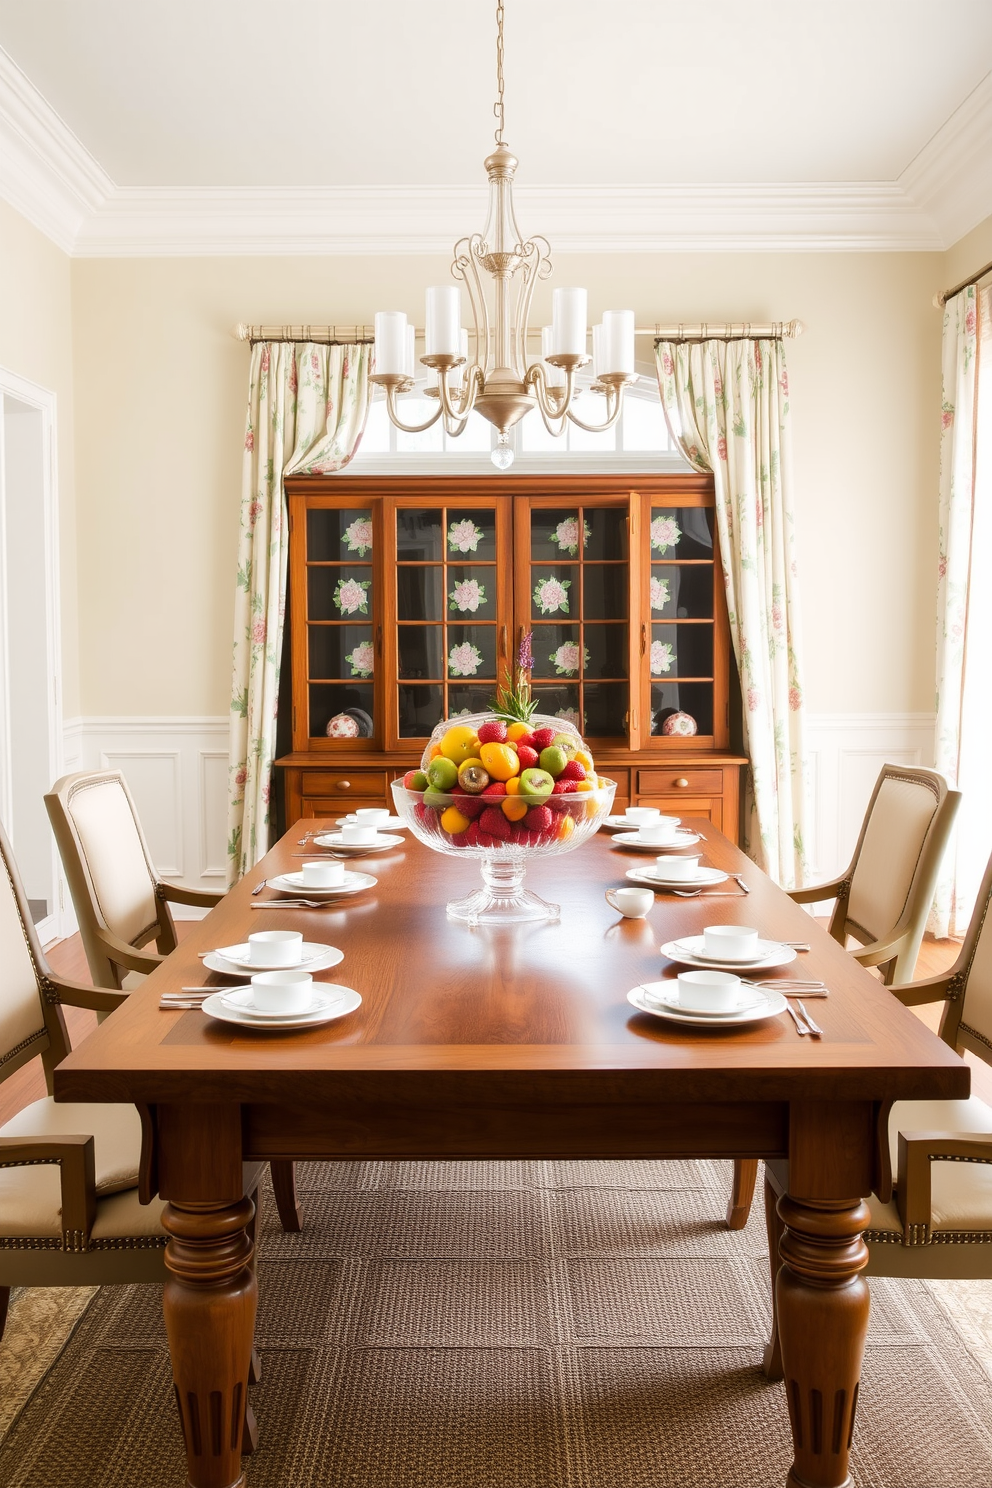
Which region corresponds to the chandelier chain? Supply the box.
[494,0,505,144]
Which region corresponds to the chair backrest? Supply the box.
[941,853,992,1061]
[45,771,162,987]
[0,817,68,1087]
[841,764,960,979]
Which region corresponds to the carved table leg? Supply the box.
[163,1195,258,1488]
[776,1194,871,1488]
[726,1157,759,1229]
[270,1160,303,1233]
[762,1175,785,1380]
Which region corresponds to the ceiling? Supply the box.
[0,1,990,255]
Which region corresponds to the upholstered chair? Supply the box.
[761,849,992,1378]
[726,764,961,1231]
[44,768,304,1235]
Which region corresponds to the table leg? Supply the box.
[776,1194,871,1488]
[762,1175,785,1381]
[162,1195,258,1488]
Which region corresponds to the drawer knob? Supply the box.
[674,777,689,789]
[336,780,352,791]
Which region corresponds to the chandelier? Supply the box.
[370,0,636,470]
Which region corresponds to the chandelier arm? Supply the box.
[564,384,625,435]
[525,362,572,435]
[513,239,550,379]
[437,363,484,432]
[453,236,490,375]
[383,382,445,435]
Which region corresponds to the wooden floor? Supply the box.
[4,922,987,1126]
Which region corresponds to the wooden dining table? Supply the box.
[55,817,968,1488]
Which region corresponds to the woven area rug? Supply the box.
[2,1158,992,1487]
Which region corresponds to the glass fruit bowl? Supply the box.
[390,712,617,926]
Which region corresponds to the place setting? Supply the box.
[334,807,409,832]
[258,855,379,903]
[607,807,701,852]
[310,811,405,855]
[627,968,789,1030]
[159,929,362,1030]
[624,851,733,893]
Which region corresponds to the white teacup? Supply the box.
[605,887,654,919]
[247,930,303,968]
[676,969,741,1013]
[652,854,701,881]
[301,859,346,888]
[340,822,377,845]
[354,808,390,827]
[250,969,314,1014]
[636,820,680,845]
[623,806,661,826]
[702,925,761,962]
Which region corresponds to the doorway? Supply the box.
[0,368,64,942]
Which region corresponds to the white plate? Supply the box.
[611,829,700,851]
[659,937,797,972]
[264,870,379,896]
[627,983,787,1028]
[339,813,408,830]
[311,832,404,854]
[203,942,345,977]
[219,987,345,1020]
[202,985,362,1031]
[668,935,790,968]
[625,866,728,889]
[603,814,680,832]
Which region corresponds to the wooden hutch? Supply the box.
[276,474,746,837]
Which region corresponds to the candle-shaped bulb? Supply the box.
[374,311,408,377]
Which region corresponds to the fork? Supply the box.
[784,1003,811,1036]
[250,899,330,909]
[672,888,748,899]
[796,1000,824,1037]
[250,879,268,895]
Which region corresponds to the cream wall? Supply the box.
[0,198,78,715]
[70,248,944,717]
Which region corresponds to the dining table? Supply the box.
[54,815,969,1488]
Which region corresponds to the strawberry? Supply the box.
[514,733,536,752]
[480,805,513,840]
[552,779,577,794]
[452,792,485,820]
[465,821,481,846]
[560,760,586,781]
[476,719,507,745]
[450,830,472,848]
[516,745,540,770]
[481,780,507,799]
[525,805,553,835]
[531,727,556,749]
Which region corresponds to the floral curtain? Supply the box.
[656,338,808,888]
[929,285,990,936]
[227,341,371,879]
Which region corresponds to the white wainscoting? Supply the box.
[804,712,936,884]
[61,715,230,923]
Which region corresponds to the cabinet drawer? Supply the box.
[637,768,724,796]
[638,796,722,832]
[300,770,388,798]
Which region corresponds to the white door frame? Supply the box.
[0,364,65,943]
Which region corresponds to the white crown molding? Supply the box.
[0,41,988,258]
[900,71,992,247]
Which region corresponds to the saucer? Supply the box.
[264,870,378,896]
[603,814,680,832]
[219,988,342,1020]
[338,813,408,830]
[203,942,344,977]
[201,985,362,1031]
[312,832,404,854]
[627,983,786,1028]
[659,937,797,972]
[625,866,728,889]
[611,830,700,851]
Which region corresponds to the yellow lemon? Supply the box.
[440,724,481,765]
[479,741,520,781]
[506,721,531,742]
[440,805,471,835]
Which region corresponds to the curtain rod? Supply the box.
[933,259,992,309]
[234,319,804,345]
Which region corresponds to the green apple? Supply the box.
[427,756,459,791]
[539,745,569,778]
[519,766,554,803]
[404,768,430,791]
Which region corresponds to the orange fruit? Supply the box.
[506,722,531,742]
[575,779,594,793]
[479,741,520,781]
[440,805,471,835]
[505,776,521,795]
[557,814,575,840]
[502,796,528,822]
[574,749,594,772]
[429,743,442,760]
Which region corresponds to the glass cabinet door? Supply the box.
[297,503,378,745]
[519,499,631,741]
[387,500,511,742]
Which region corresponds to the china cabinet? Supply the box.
[276,475,746,836]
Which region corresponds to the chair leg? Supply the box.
[0,1286,9,1344]
[270,1161,303,1233]
[762,1175,785,1380]
[726,1157,758,1229]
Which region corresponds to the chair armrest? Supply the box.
[158,881,224,909]
[852,929,911,970]
[787,874,848,906]
[896,1130,992,1244]
[887,971,957,1008]
[0,1134,96,1249]
[96,928,164,976]
[47,975,128,1014]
